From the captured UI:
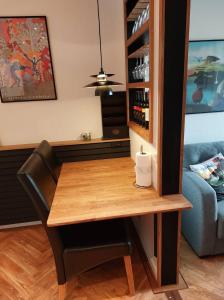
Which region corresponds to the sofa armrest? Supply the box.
[182,170,218,256]
[183,170,218,222]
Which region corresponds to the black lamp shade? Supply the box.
[84,80,122,88]
[95,86,113,96]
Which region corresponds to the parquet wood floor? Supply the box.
[0,225,224,300]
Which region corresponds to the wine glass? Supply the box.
[146,4,150,20]
[137,57,143,80]
[141,8,147,24]
[132,20,137,35]
[132,58,139,81]
[140,56,147,80]
[144,55,149,82]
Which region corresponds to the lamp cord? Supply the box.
[97,0,103,72]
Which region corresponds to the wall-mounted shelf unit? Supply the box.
[126,0,149,21]
[128,44,149,59]
[124,0,154,142]
[126,20,149,47]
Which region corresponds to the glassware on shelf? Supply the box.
[132,58,139,80]
[131,4,150,36]
[139,12,144,28]
[132,19,137,35]
[139,56,146,80]
[141,5,148,24]
[137,57,144,80]
[144,55,149,82]
[132,57,141,81]
[146,4,149,21]
[131,55,149,82]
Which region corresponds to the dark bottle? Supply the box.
[141,91,146,128]
[136,91,141,125]
[132,94,137,122]
[145,91,149,129]
[139,90,144,126]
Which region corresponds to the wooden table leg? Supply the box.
[124,256,135,296]
[58,283,66,300]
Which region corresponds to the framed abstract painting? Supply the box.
[0,16,57,103]
[186,40,224,114]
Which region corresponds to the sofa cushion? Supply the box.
[190,153,224,201]
[184,141,224,169]
[217,201,224,239]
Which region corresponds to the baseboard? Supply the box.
[0,221,41,230]
[132,222,188,294]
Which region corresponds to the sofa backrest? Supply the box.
[183,141,224,169]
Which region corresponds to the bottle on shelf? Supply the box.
[136,91,141,125]
[141,92,146,128]
[132,93,138,123]
[145,90,150,129]
[132,90,149,129]
[139,91,144,127]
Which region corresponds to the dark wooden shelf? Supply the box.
[126,20,149,47]
[127,81,151,89]
[128,121,152,142]
[127,0,149,21]
[128,44,149,58]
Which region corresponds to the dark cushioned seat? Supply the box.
[59,219,131,249]
[33,140,61,183]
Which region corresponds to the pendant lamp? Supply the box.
[84,0,122,96]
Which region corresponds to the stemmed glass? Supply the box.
[131,4,150,36]
[144,55,149,82]
[137,57,144,80]
[132,58,139,81]
[132,55,150,82]
[140,56,147,80]
[132,56,149,81]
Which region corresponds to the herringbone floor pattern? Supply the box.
[0,225,224,300]
[0,226,165,300]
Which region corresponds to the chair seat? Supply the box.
[60,218,132,279]
[217,201,224,239]
[59,218,131,250]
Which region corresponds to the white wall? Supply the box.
[184,0,224,144]
[0,0,125,145]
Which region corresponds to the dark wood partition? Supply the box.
[0,139,130,226]
[154,0,190,290]
[158,0,190,196]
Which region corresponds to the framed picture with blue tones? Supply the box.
[186,40,224,114]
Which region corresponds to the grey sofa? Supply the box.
[182,141,224,257]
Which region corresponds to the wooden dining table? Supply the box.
[47,157,192,290]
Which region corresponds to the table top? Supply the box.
[47,157,192,227]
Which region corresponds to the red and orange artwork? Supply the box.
[0,16,57,102]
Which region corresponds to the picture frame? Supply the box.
[0,16,57,103]
[186,39,224,114]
